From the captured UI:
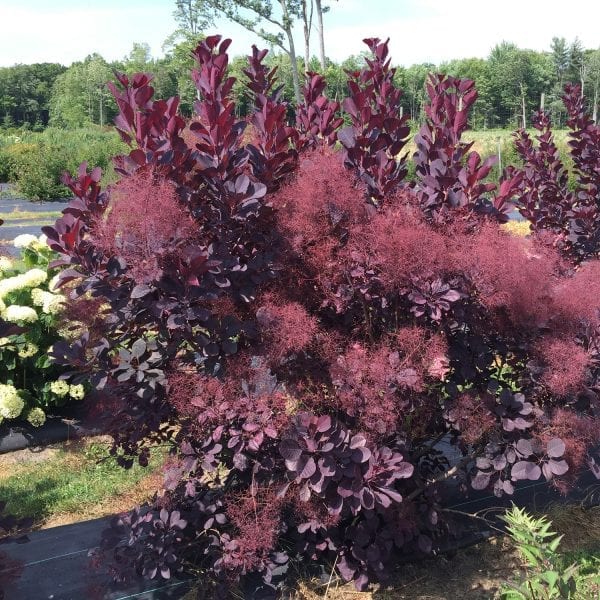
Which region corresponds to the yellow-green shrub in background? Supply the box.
[501,220,532,237]
[13,144,69,200]
[0,142,38,184]
[0,127,126,199]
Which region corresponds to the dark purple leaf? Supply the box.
[280,439,302,462]
[471,472,491,490]
[548,459,569,476]
[417,534,432,553]
[298,456,317,479]
[516,438,533,457]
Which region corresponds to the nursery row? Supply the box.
[0,125,580,202]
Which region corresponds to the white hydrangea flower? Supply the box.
[22,268,47,287]
[0,384,24,419]
[31,288,49,306]
[0,298,5,314]
[3,305,38,323]
[0,276,22,297]
[18,342,38,358]
[26,407,46,427]
[69,384,85,400]
[35,234,48,247]
[0,337,11,346]
[50,380,69,397]
[13,234,38,248]
[0,256,14,273]
[42,293,66,315]
[0,269,48,298]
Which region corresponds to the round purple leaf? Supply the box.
[316,415,332,432]
[547,438,566,459]
[471,472,491,490]
[492,455,507,471]
[511,461,541,481]
[298,456,317,479]
[548,459,569,476]
[516,438,533,457]
[351,446,372,463]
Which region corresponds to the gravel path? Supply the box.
[0,183,70,209]
[0,186,67,253]
[0,199,69,212]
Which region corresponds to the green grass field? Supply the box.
[0,438,165,528]
[2,210,62,221]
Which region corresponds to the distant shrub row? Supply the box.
[0,127,126,200]
[0,121,580,201]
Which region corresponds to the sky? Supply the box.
[1,0,600,68]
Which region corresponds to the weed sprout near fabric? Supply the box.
[43,35,600,597]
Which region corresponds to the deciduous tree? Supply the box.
[586,48,600,123]
[0,63,65,127]
[49,54,113,127]
[173,0,215,36]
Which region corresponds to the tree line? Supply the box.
[1,1,599,132]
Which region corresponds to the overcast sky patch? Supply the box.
[1,0,599,67]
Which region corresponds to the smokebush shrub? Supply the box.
[44,36,600,597]
[513,86,600,263]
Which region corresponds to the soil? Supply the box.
[292,537,521,600]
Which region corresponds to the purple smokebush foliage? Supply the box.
[338,38,410,203]
[244,45,299,193]
[513,83,600,262]
[44,36,600,597]
[414,74,520,224]
[296,72,343,149]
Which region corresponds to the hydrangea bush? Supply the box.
[45,36,600,597]
[0,226,34,600]
[0,235,85,427]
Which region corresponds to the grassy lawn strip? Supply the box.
[1,210,62,221]
[0,222,54,231]
[0,438,166,528]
